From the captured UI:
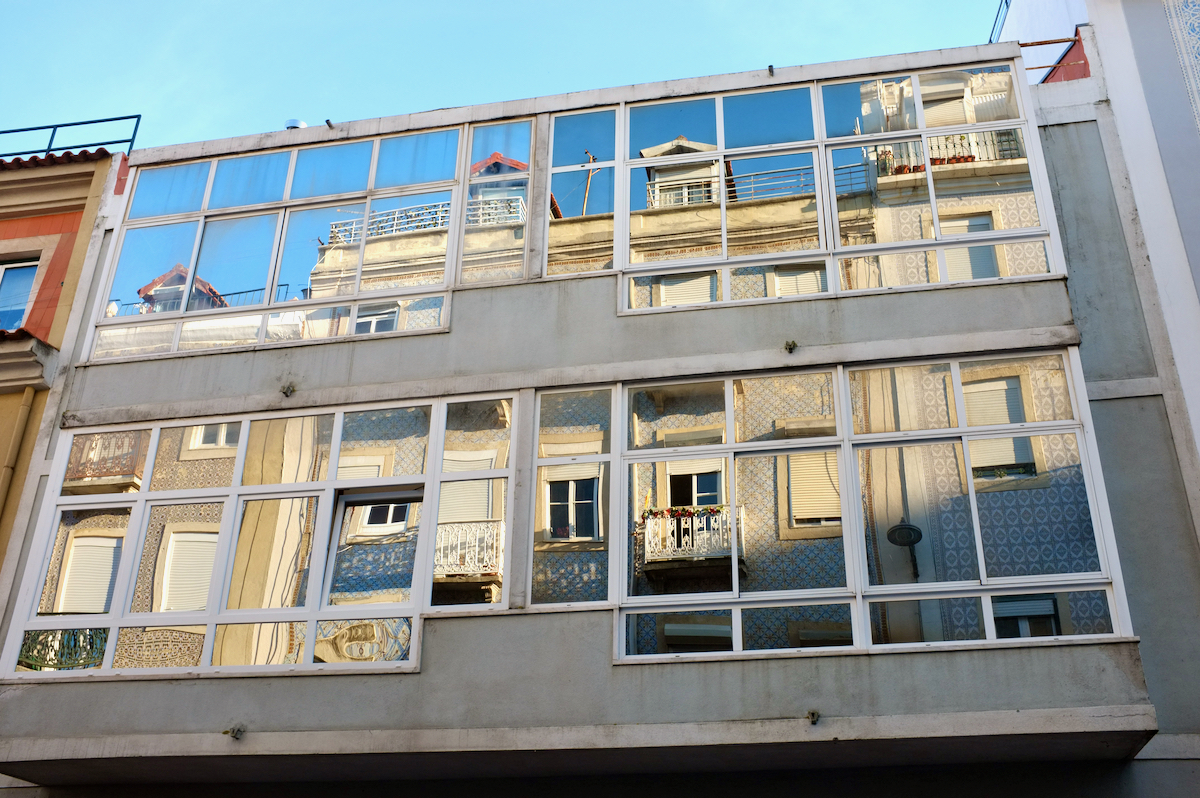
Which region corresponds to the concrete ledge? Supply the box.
[0,336,56,393]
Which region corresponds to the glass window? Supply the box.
[822,77,916,137]
[960,354,1073,425]
[241,415,334,485]
[17,628,109,672]
[93,322,175,360]
[113,626,206,668]
[290,142,372,199]
[0,264,36,330]
[276,203,366,302]
[838,250,938,290]
[538,389,611,456]
[930,128,1039,231]
[208,152,290,209]
[178,313,261,350]
[831,141,931,248]
[726,152,819,257]
[432,477,507,605]
[187,214,278,311]
[629,160,721,265]
[38,508,131,614]
[443,399,511,469]
[266,305,351,343]
[226,497,318,609]
[129,162,210,219]
[470,121,531,168]
[870,597,984,643]
[61,430,151,496]
[734,372,836,442]
[360,192,451,291]
[212,622,306,665]
[532,463,610,605]
[338,405,431,478]
[461,179,527,284]
[629,99,718,159]
[376,129,459,188]
[742,604,852,650]
[327,499,421,605]
[129,502,223,613]
[150,424,241,491]
[354,296,445,333]
[108,222,199,317]
[548,167,614,274]
[944,240,1050,281]
[859,442,980,586]
[920,66,1017,128]
[992,591,1111,638]
[626,609,733,654]
[552,110,616,166]
[314,618,412,662]
[723,88,814,148]
[849,363,957,434]
[628,382,726,449]
[628,270,721,309]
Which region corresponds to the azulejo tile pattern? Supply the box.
[112,626,205,668]
[735,373,834,442]
[531,550,608,603]
[741,604,851,650]
[630,388,725,448]
[341,406,430,476]
[130,502,225,613]
[328,504,422,604]
[539,390,611,437]
[1066,590,1112,635]
[149,426,236,491]
[629,608,731,655]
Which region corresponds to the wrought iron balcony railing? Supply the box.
[64,430,147,482]
[433,520,504,576]
[643,506,741,562]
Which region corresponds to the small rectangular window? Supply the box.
[0,262,37,330]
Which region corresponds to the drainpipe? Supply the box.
[0,387,35,513]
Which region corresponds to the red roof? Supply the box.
[470,151,529,177]
[0,148,111,171]
[137,264,227,308]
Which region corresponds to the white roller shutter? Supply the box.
[542,462,601,481]
[336,464,382,480]
[666,458,725,476]
[788,451,841,522]
[659,273,716,306]
[774,266,827,296]
[162,532,218,612]
[965,378,1033,468]
[540,440,603,457]
[942,216,998,281]
[58,537,122,613]
[924,97,969,127]
[439,450,497,523]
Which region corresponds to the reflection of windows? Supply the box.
[667,459,723,507]
[161,531,218,612]
[346,503,410,542]
[773,265,827,296]
[993,594,1060,638]
[657,272,717,306]
[192,423,240,450]
[439,450,497,523]
[355,308,398,335]
[58,536,121,613]
[787,451,841,527]
[964,377,1034,476]
[549,477,598,539]
[0,262,37,331]
[942,215,998,280]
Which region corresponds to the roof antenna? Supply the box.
[768,65,775,76]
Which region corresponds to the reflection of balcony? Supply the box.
[330,202,453,244]
[466,197,527,227]
[17,628,108,671]
[432,520,504,604]
[643,506,741,561]
[62,430,148,494]
[724,167,815,203]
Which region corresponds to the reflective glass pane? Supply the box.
[724,88,814,148]
[734,372,836,442]
[277,203,366,301]
[290,141,372,199]
[355,295,445,333]
[129,162,210,219]
[443,399,512,469]
[187,214,277,311]
[226,497,318,609]
[0,265,36,329]
[726,152,818,257]
[129,502,223,613]
[822,77,916,137]
[849,363,957,434]
[629,160,721,264]
[315,618,412,662]
[61,430,151,495]
[462,179,527,283]
[729,263,827,300]
[242,415,333,485]
[870,597,984,643]
[839,250,938,290]
[471,121,531,169]
[266,304,351,342]
[832,141,931,248]
[625,609,732,655]
[360,192,451,291]
[328,500,422,605]
[178,313,261,350]
[208,152,290,209]
[628,270,721,309]
[736,453,846,592]
[859,442,980,585]
[538,389,611,456]
[552,110,616,166]
[432,477,506,605]
[38,508,130,614]
[629,460,731,597]
[108,222,199,316]
[376,129,459,188]
[629,99,717,159]
[992,590,1111,638]
[973,432,1100,577]
[113,626,206,668]
[742,604,852,650]
[17,628,108,672]
[548,168,614,274]
[931,129,1039,231]
[920,66,1017,128]
[960,354,1073,426]
[629,381,726,449]
[533,463,609,604]
[339,405,431,477]
[151,424,241,491]
[92,322,175,359]
[212,622,306,665]
[944,239,1049,281]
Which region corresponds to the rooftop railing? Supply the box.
[725,166,816,203]
[0,115,140,160]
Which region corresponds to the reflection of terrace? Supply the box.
[62,431,147,493]
[641,506,746,586]
[119,264,278,316]
[432,520,504,604]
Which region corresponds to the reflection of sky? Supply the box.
[189,213,278,305]
[831,147,869,169]
[471,122,531,165]
[823,78,911,137]
[129,162,210,219]
[291,142,372,199]
[552,111,615,167]
[371,191,451,214]
[0,266,36,329]
[724,88,813,148]
[468,180,527,200]
[109,221,198,305]
[628,99,716,157]
[209,152,290,209]
[628,168,650,212]
[727,152,814,199]
[277,204,365,300]
[377,130,458,187]
[550,168,613,217]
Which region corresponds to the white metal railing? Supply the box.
[465,196,527,227]
[643,506,739,561]
[433,521,504,576]
[645,173,719,209]
[330,202,452,244]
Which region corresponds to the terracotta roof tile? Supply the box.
[0,148,111,171]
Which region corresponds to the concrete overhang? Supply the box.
[0,333,56,393]
[0,158,102,221]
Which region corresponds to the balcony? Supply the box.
[641,506,745,587]
[432,520,504,604]
[61,430,149,494]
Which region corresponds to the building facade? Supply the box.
[0,34,1197,795]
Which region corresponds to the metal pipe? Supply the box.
[0,387,35,516]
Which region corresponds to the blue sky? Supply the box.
[4,0,999,153]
